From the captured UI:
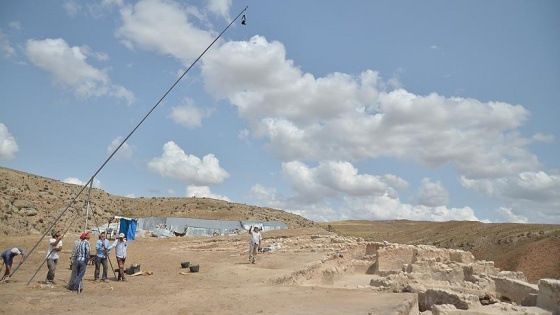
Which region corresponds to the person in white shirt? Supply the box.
[45,230,63,284]
[248,226,262,264]
[109,233,128,281]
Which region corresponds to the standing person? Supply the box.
[1,247,25,282]
[45,230,63,284]
[94,231,111,282]
[248,226,262,264]
[67,235,81,290]
[68,231,90,293]
[109,233,128,281]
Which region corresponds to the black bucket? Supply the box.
[127,264,140,275]
[181,261,190,268]
[189,265,199,273]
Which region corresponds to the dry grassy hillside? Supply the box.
[2,166,559,283]
[323,220,560,283]
[0,167,318,236]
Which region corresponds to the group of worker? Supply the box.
[2,225,263,290]
[1,229,128,293]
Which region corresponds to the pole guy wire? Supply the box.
[13,6,249,282]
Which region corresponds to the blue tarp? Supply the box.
[118,218,137,240]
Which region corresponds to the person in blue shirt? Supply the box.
[1,247,25,282]
[94,231,111,282]
[68,231,90,293]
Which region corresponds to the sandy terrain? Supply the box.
[0,229,417,315]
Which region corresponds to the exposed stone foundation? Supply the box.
[268,235,560,315]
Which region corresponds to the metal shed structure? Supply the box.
[136,217,288,237]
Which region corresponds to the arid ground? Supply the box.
[1,166,559,314]
[0,228,417,315]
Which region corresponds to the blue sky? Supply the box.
[1,0,559,224]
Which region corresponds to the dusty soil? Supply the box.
[2,166,560,284]
[0,228,417,315]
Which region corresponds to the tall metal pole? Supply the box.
[84,179,93,231]
[14,5,249,281]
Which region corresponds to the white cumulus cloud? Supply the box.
[251,182,479,222]
[169,98,213,129]
[186,185,229,201]
[199,35,556,223]
[147,141,229,185]
[0,123,19,160]
[495,207,529,223]
[202,36,537,180]
[105,3,557,224]
[461,171,560,222]
[255,160,475,222]
[0,30,15,58]
[206,0,232,20]
[107,136,133,160]
[281,160,408,204]
[63,177,102,189]
[25,38,134,104]
[417,178,449,207]
[116,0,216,64]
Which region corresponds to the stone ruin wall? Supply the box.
[365,241,559,314]
[268,235,560,315]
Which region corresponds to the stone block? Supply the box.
[497,270,527,282]
[407,261,465,283]
[365,242,382,255]
[377,246,415,274]
[418,288,481,312]
[449,249,475,263]
[521,293,538,306]
[537,278,560,315]
[471,261,500,276]
[492,276,538,304]
[415,247,451,262]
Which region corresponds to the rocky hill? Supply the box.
[1,166,559,283]
[0,166,319,236]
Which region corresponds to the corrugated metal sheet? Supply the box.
[136,217,287,237]
[241,221,288,231]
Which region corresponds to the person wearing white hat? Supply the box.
[1,247,26,281]
[109,233,128,281]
